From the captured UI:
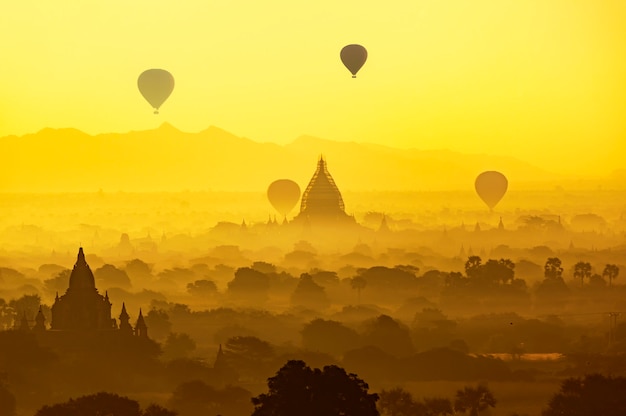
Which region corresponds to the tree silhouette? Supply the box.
[536,258,570,305]
[8,294,42,326]
[251,261,277,274]
[223,335,275,380]
[186,279,218,296]
[544,257,563,280]
[144,308,172,340]
[362,314,414,357]
[353,267,417,303]
[125,258,153,283]
[542,373,626,416]
[464,256,482,279]
[350,276,367,304]
[162,332,196,360]
[301,318,361,357]
[481,258,515,285]
[142,404,178,416]
[459,257,521,293]
[444,271,467,288]
[588,273,606,287]
[227,267,270,304]
[43,269,70,297]
[573,261,592,287]
[454,384,496,416]
[603,264,619,287]
[94,264,132,289]
[224,335,275,363]
[378,387,424,416]
[291,273,330,310]
[35,392,141,416]
[251,360,379,416]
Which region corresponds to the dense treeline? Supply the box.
[1,254,626,415]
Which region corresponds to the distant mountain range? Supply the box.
[0,123,598,192]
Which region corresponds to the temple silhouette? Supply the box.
[294,156,356,225]
[22,248,147,337]
[51,247,115,331]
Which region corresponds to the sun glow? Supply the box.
[1,0,625,177]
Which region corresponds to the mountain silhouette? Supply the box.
[1,124,565,192]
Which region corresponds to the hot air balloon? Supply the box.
[475,171,508,211]
[340,44,367,78]
[137,69,175,114]
[267,179,301,219]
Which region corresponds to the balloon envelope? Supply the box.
[340,44,367,78]
[267,179,301,217]
[137,69,175,114]
[475,171,508,210]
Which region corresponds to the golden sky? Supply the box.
[1,0,625,175]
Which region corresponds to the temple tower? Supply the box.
[50,248,114,331]
[119,303,133,335]
[135,308,148,338]
[295,156,354,224]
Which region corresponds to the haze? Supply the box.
[2,1,626,175]
[2,2,626,416]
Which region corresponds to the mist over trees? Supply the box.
[0,188,625,415]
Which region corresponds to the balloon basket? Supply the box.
[153,110,159,115]
[352,75,357,78]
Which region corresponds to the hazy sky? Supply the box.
[2,0,625,175]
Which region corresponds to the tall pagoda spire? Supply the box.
[119,302,133,334]
[214,344,227,369]
[299,156,345,214]
[77,246,86,264]
[378,215,390,233]
[135,308,148,338]
[68,247,96,291]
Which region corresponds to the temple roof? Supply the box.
[135,308,147,329]
[214,343,228,369]
[119,302,130,320]
[300,156,345,215]
[68,247,96,291]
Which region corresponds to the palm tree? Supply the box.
[573,261,592,287]
[454,384,496,416]
[378,387,424,416]
[603,264,620,287]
